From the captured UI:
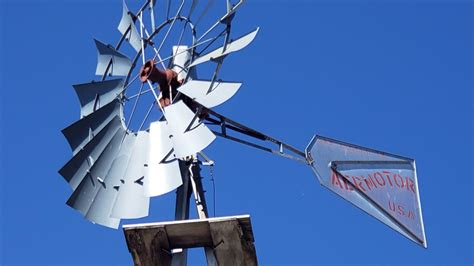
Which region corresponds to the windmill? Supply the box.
[59,0,427,264]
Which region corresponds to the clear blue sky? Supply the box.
[1,0,472,265]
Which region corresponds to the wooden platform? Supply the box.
[123,215,257,266]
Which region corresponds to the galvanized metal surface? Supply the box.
[59,116,123,190]
[172,161,192,266]
[66,129,126,215]
[178,80,242,108]
[111,131,150,219]
[306,135,427,247]
[84,133,136,228]
[147,121,183,197]
[332,161,425,244]
[94,39,132,76]
[73,79,124,118]
[61,99,122,156]
[171,45,195,81]
[163,100,216,158]
[189,28,259,67]
[175,160,217,265]
[202,105,307,164]
[118,1,142,52]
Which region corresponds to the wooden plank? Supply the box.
[123,215,257,265]
[124,227,172,266]
[209,220,257,266]
[165,221,212,248]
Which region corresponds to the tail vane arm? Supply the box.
[201,105,307,164]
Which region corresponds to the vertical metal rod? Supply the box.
[171,161,192,266]
[138,100,156,131]
[204,24,229,94]
[189,161,208,219]
[171,159,218,266]
[137,11,167,69]
[125,82,145,131]
[139,12,163,109]
[139,12,147,64]
[137,12,164,107]
[155,0,186,58]
[150,0,156,31]
[148,80,163,111]
[188,158,217,266]
[138,13,163,108]
[173,0,197,56]
[152,35,219,67]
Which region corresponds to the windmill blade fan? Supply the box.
[94,39,132,77]
[66,128,127,216]
[60,0,257,228]
[146,121,182,197]
[110,131,150,220]
[163,100,216,159]
[177,79,242,108]
[189,27,259,67]
[61,99,122,156]
[84,133,136,228]
[118,1,142,52]
[60,116,123,190]
[73,79,124,118]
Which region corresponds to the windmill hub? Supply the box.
[139,60,183,108]
[139,60,180,85]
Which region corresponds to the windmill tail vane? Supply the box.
[59,0,427,249]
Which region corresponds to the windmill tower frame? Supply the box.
[59,0,427,265]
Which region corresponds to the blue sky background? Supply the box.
[1,0,472,265]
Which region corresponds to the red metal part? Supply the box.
[139,60,183,107]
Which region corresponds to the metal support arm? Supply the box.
[201,106,308,165]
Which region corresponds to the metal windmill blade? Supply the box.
[177,79,242,108]
[146,121,182,197]
[187,28,259,68]
[110,131,151,219]
[61,99,122,157]
[163,100,216,159]
[94,39,132,77]
[118,1,142,53]
[72,79,124,118]
[60,0,258,228]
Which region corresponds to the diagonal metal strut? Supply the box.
[199,105,308,164]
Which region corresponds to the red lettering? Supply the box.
[364,176,377,191]
[397,205,405,216]
[352,176,366,192]
[388,200,415,219]
[388,200,396,212]
[373,172,386,187]
[331,171,343,189]
[394,174,405,188]
[407,177,416,194]
[343,176,353,191]
[384,171,394,187]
